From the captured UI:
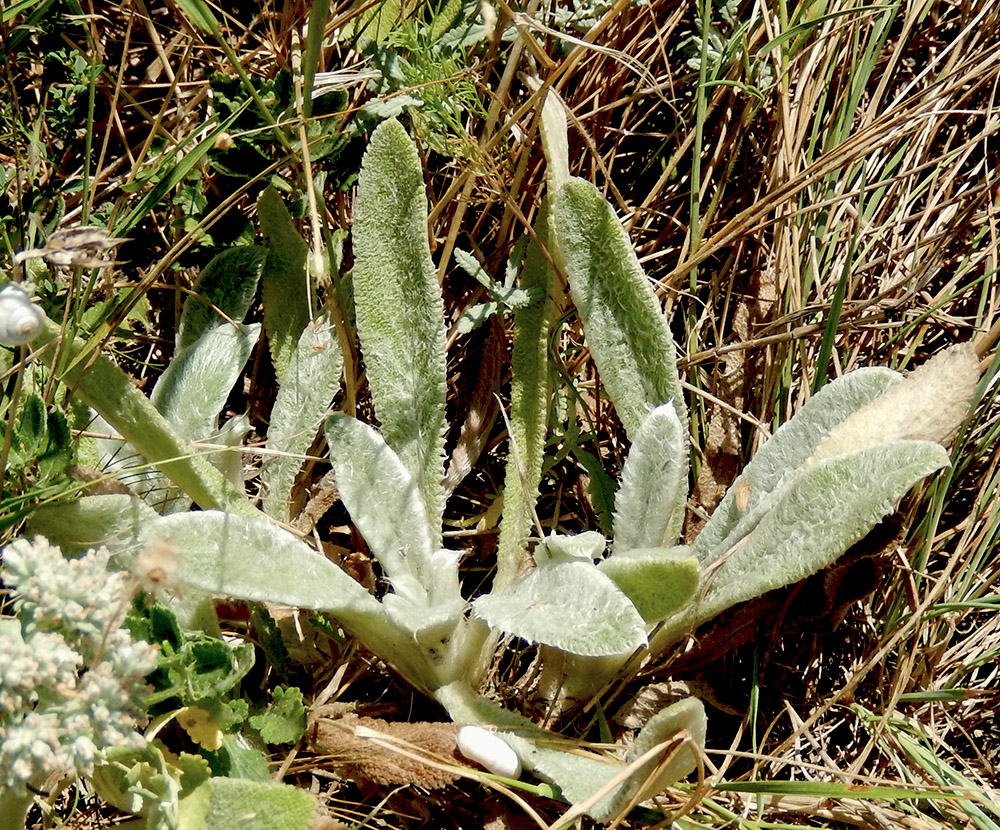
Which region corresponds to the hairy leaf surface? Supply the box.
[352,118,447,539]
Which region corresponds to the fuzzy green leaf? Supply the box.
[692,367,901,566]
[434,682,704,823]
[146,510,376,612]
[598,547,699,623]
[614,403,688,552]
[324,413,443,606]
[472,561,646,656]
[151,509,449,693]
[352,118,447,540]
[177,246,266,353]
[258,186,312,381]
[625,697,707,807]
[31,320,253,515]
[656,440,950,649]
[25,494,157,560]
[261,314,343,521]
[177,777,315,830]
[495,201,556,588]
[152,323,260,442]
[553,177,685,438]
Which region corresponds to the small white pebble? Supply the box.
[456,725,521,778]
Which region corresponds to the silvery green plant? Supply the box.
[10,115,981,822]
[0,537,158,829]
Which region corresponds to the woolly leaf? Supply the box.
[625,697,707,807]
[177,776,315,830]
[495,199,555,588]
[30,319,253,515]
[613,403,687,552]
[149,509,456,693]
[146,510,376,612]
[352,118,447,540]
[656,440,950,649]
[261,313,342,521]
[598,547,699,623]
[553,177,685,438]
[434,682,704,823]
[177,246,266,353]
[324,413,444,606]
[472,561,646,656]
[152,323,260,442]
[258,186,312,381]
[692,367,902,565]
[25,494,156,560]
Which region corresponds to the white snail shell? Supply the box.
[455,725,522,778]
[0,284,46,346]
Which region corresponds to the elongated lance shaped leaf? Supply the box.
[152,323,261,442]
[31,319,254,515]
[552,177,685,439]
[261,313,343,521]
[144,510,447,693]
[692,366,901,566]
[495,200,556,589]
[653,440,950,652]
[258,186,312,381]
[177,246,266,353]
[434,682,705,822]
[325,413,456,608]
[352,118,447,540]
[613,403,687,552]
[132,322,259,512]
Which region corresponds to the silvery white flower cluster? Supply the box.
[0,537,159,794]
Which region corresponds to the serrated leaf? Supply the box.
[339,0,403,48]
[324,414,443,605]
[472,561,646,656]
[454,248,531,308]
[553,177,685,439]
[495,199,555,589]
[614,403,687,551]
[177,246,266,353]
[258,186,312,381]
[692,367,901,566]
[598,547,699,623]
[249,687,308,745]
[11,393,46,464]
[352,118,447,538]
[261,314,343,521]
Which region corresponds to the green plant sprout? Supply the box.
[4,114,981,823]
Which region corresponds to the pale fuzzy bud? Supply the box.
[808,343,980,465]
